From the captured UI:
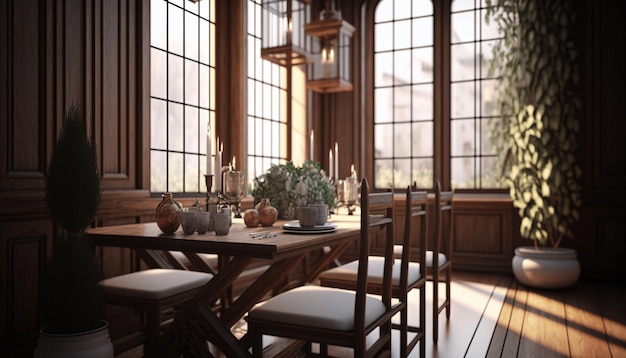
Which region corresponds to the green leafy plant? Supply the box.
[251,160,336,219]
[486,0,582,248]
[42,104,104,334]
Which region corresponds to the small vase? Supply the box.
[156,193,182,234]
[255,198,278,227]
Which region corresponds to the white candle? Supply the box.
[329,149,334,179]
[334,142,339,179]
[206,124,212,176]
[310,130,314,161]
[214,138,222,192]
[232,156,236,170]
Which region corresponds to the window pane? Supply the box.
[413,0,433,17]
[168,102,184,152]
[412,158,433,188]
[393,158,412,187]
[393,86,411,122]
[151,0,167,49]
[185,11,199,60]
[151,98,167,150]
[168,152,184,192]
[168,54,183,102]
[185,60,199,105]
[451,11,475,44]
[451,119,475,156]
[168,4,184,54]
[412,17,433,48]
[375,52,393,87]
[151,150,167,192]
[394,20,412,50]
[451,81,475,118]
[375,123,394,158]
[411,84,433,120]
[481,156,505,188]
[184,106,198,153]
[412,121,433,156]
[151,49,167,98]
[451,157,475,189]
[451,43,475,82]
[375,22,393,52]
[412,47,433,84]
[375,88,393,123]
[394,123,411,157]
[184,153,199,192]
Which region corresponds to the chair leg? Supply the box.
[446,267,452,319]
[420,284,426,357]
[145,305,161,354]
[433,272,439,344]
[400,302,408,358]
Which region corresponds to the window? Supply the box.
[245,0,289,188]
[449,0,504,188]
[372,0,505,190]
[150,0,216,194]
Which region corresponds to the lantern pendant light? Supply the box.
[261,0,312,66]
[304,0,354,93]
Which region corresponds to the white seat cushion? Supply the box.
[426,251,447,268]
[247,286,387,331]
[101,269,213,300]
[319,258,422,287]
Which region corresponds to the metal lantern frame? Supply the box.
[304,8,354,93]
[261,0,312,66]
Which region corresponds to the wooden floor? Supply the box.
[116,271,626,357]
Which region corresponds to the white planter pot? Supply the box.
[512,246,581,289]
[34,320,114,358]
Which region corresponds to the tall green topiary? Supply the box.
[42,104,104,334]
[486,0,582,248]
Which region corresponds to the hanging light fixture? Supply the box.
[261,0,312,66]
[304,0,354,93]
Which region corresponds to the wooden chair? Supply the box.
[318,187,428,357]
[428,180,453,344]
[245,178,401,357]
[101,268,213,354]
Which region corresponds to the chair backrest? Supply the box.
[355,178,394,331]
[433,180,454,262]
[400,187,428,290]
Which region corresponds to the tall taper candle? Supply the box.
[214,138,222,192]
[310,130,314,161]
[334,142,339,179]
[206,124,212,176]
[329,149,334,179]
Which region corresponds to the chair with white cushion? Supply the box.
[427,180,453,344]
[245,178,401,357]
[318,186,428,357]
[101,268,213,354]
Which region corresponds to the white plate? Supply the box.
[281,221,337,233]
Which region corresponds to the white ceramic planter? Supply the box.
[512,246,580,289]
[34,320,114,358]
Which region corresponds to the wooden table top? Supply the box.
[87,215,361,260]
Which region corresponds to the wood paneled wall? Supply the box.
[1,0,624,355]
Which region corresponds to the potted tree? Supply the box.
[487,0,582,289]
[34,105,113,356]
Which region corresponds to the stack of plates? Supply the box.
[281,221,337,234]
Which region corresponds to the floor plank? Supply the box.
[114,272,626,358]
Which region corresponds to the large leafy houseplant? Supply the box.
[251,160,336,219]
[487,0,582,248]
[41,105,104,334]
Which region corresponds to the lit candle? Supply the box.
[329,149,334,179]
[232,156,236,170]
[310,130,314,161]
[334,142,339,179]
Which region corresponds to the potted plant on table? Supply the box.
[487,0,582,289]
[251,160,336,220]
[34,105,113,357]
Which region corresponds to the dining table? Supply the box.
[87,214,361,357]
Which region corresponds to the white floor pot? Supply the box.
[512,246,581,289]
[33,320,114,358]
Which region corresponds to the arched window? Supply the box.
[370,0,505,190]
